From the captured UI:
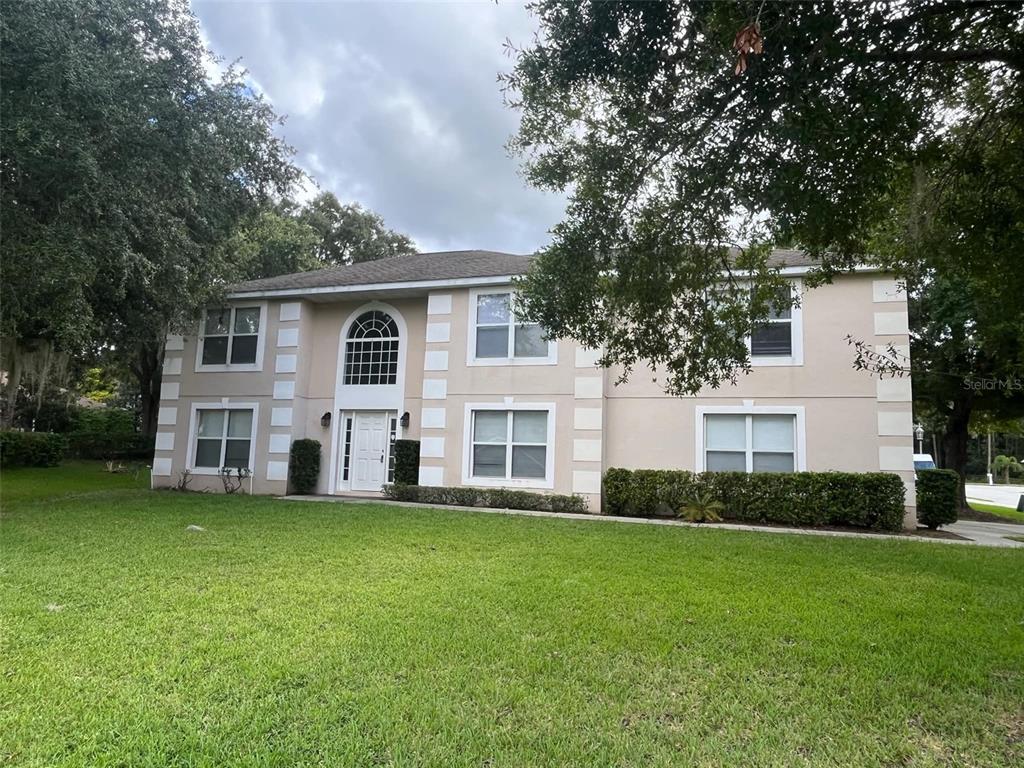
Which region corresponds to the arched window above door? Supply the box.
[344,310,400,385]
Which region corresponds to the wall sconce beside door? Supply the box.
[320,412,332,428]
[399,411,410,429]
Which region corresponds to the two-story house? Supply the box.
[150,249,917,527]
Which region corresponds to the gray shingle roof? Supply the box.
[226,247,822,296]
[227,250,531,295]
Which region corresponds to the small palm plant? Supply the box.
[991,455,1022,485]
[677,490,725,523]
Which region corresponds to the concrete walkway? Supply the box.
[281,495,1024,549]
[946,519,1024,548]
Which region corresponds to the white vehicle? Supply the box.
[913,453,937,472]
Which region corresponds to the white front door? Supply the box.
[351,411,389,491]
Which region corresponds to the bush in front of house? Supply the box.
[393,439,420,485]
[0,431,69,467]
[382,484,589,514]
[65,407,152,460]
[288,439,321,494]
[603,468,906,531]
[916,469,959,529]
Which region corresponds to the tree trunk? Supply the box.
[132,341,164,437]
[941,395,973,510]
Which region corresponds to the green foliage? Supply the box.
[392,439,420,486]
[916,469,960,529]
[603,469,906,531]
[990,455,1023,485]
[224,207,321,281]
[0,431,68,467]
[298,192,416,266]
[678,490,724,523]
[382,484,588,514]
[63,407,150,460]
[503,1,1023,396]
[288,439,321,495]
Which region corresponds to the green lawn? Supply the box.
[2,464,1023,767]
[968,500,1024,523]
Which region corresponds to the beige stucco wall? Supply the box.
[152,272,915,527]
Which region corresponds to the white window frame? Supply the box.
[694,404,806,473]
[195,302,268,373]
[748,279,803,367]
[466,287,558,367]
[461,401,556,489]
[186,400,260,475]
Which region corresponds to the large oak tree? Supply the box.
[504,0,1024,499]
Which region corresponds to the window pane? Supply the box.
[751,323,792,356]
[227,409,253,438]
[753,452,794,473]
[705,415,746,450]
[511,445,546,478]
[202,336,228,365]
[512,411,547,443]
[205,309,229,335]
[230,335,258,364]
[233,307,261,334]
[474,411,507,443]
[706,451,746,472]
[514,324,547,357]
[195,438,221,467]
[767,288,792,320]
[752,415,794,451]
[198,409,225,437]
[224,439,251,468]
[476,293,510,324]
[475,326,509,358]
[472,444,506,477]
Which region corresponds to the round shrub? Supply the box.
[288,439,321,494]
[916,469,959,529]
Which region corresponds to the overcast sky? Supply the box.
[193,0,564,254]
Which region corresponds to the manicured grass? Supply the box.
[3,466,1023,766]
[967,500,1024,523]
[1,459,149,505]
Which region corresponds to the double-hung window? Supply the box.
[749,282,802,365]
[199,306,262,368]
[471,291,552,363]
[192,408,254,471]
[468,408,551,485]
[703,412,799,473]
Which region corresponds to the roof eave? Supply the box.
[225,273,524,300]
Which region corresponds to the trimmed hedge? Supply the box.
[603,468,906,531]
[67,432,154,460]
[916,469,959,529]
[393,439,420,485]
[288,439,321,494]
[0,431,68,467]
[382,484,588,514]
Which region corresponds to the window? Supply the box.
[344,311,399,385]
[748,282,802,365]
[341,416,353,481]
[471,291,552,363]
[387,415,397,483]
[192,408,254,470]
[750,287,793,356]
[704,413,797,473]
[200,306,261,367]
[470,409,549,481]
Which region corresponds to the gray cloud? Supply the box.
[194,0,564,253]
